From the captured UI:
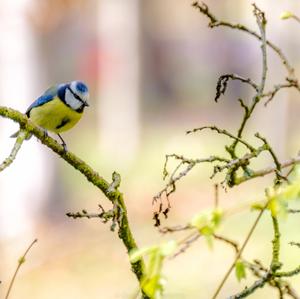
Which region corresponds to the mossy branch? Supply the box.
[0,106,147,295]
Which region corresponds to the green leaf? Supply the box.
[267,197,288,218]
[132,241,177,299]
[279,183,300,201]
[190,212,210,231]
[251,201,266,211]
[160,240,177,257]
[142,250,164,299]
[203,234,214,249]
[265,180,300,218]
[235,259,246,282]
[190,209,223,233]
[142,275,164,299]
[280,11,293,20]
[148,250,163,278]
[212,208,223,227]
[190,209,223,249]
[129,245,158,263]
[200,225,214,236]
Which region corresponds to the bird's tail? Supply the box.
[10,130,32,140]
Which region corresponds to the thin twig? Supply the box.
[214,74,259,102]
[291,14,300,24]
[214,234,239,254]
[210,145,266,181]
[192,1,294,77]
[253,4,267,95]
[172,232,201,258]
[288,209,300,214]
[263,79,300,106]
[0,130,29,172]
[254,133,283,184]
[187,126,256,152]
[5,239,38,299]
[228,272,271,299]
[211,202,268,299]
[159,224,191,234]
[214,184,219,208]
[153,154,229,225]
[235,155,300,185]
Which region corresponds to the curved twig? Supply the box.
[5,239,38,299]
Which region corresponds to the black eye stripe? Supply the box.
[67,86,84,103]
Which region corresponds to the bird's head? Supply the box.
[65,81,90,111]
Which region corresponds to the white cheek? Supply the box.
[65,89,82,110]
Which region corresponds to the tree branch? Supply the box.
[0,106,147,291]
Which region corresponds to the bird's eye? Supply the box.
[76,82,88,93]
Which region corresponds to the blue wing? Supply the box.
[26,84,65,116]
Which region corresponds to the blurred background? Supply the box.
[1,0,300,298]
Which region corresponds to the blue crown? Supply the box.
[76,81,88,93]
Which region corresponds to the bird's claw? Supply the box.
[62,142,68,152]
[57,133,68,152]
[42,129,48,138]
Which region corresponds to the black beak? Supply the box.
[84,101,89,107]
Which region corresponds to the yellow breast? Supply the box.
[29,97,83,133]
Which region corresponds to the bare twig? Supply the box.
[228,272,271,299]
[235,155,300,185]
[172,232,201,258]
[187,126,256,152]
[288,209,300,214]
[153,154,229,225]
[211,201,268,299]
[214,234,239,254]
[263,78,300,106]
[214,74,259,102]
[192,1,294,77]
[254,133,283,184]
[291,14,300,24]
[214,184,219,208]
[5,239,38,299]
[0,130,29,172]
[159,224,191,234]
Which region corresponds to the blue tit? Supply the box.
[11,81,89,150]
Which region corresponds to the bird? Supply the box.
[11,80,89,151]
